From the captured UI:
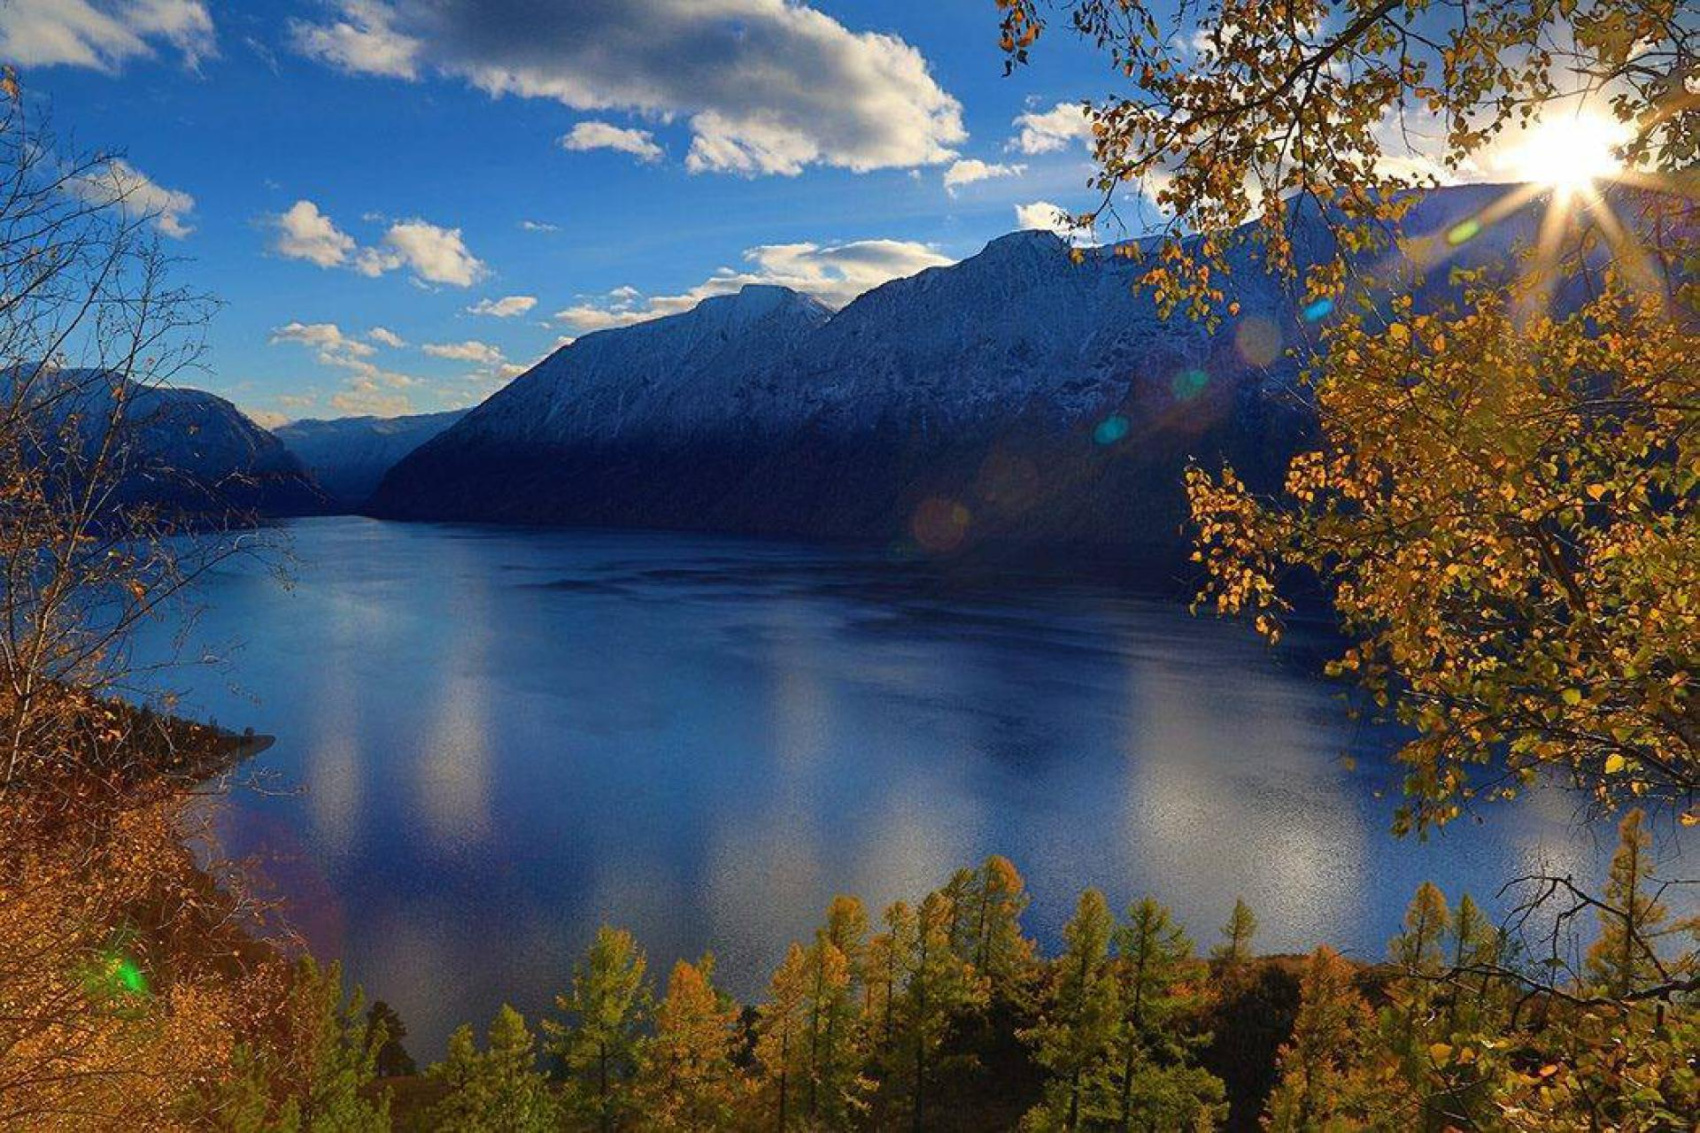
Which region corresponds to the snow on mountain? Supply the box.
[367,183,1583,551]
[276,409,468,507]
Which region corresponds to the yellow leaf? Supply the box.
[1429,1042,1452,1063]
[1604,754,1626,774]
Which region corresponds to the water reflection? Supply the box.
[130,518,1649,1056]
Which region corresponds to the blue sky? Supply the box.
[1,1,1142,424]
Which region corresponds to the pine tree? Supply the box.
[1586,808,1676,998]
[639,956,743,1131]
[1113,898,1223,1131]
[755,942,811,1130]
[1211,898,1258,969]
[546,925,651,1132]
[1020,889,1121,1130]
[1264,947,1372,1131]
[426,1006,557,1132]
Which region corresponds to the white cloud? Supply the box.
[269,321,375,359]
[466,295,536,318]
[559,121,663,163]
[367,325,407,347]
[355,218,487,287]
[422,339,504,364]
[246,408,292,430]
[1014,200,1084,240]
[331,385,413,416]
[289,0,965,177]
[1009,102,1094,155]
[271,199,487,287]
[272,318,421,416]
[0,0,215,72]
[555,238,952,332]
[272,199,357,267]
[943,158,1024,195]
[520,219,558,232]
[289,0,418,79]
[68,157,196,237]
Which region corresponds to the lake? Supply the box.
[134,516,1618,1056]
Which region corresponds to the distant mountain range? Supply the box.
[35,181,1598,556]
[362,182,1554,555]
[4,368,328,519]
[274,410,467,508]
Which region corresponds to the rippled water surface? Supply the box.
[134,517,1622,1055]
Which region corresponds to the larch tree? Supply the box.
[1585,808,1693,999]
[1019,889,1121,1130]
[754,941,811,1131]
[895,889,990,1133]
[425,1005,557,1133]
[1263,947,1374,1131]
[1112,898,1223,1131]
[801,935,864,1128]
[970,855,1039,999]
[862,899,917,1088]
[639,956,744,1132]
[546,925,651,1132]
[1210,898,1258,970]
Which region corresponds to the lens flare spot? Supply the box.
[1093,415,1130,445]
[1170,369,1209,401]
[1302,298,1334,323]
[1446,218,1481,246]
[911,497,971,554]
[1234,316,1282,367]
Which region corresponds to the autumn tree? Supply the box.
[754,942,811,1130]
[862,899,917,1087]
[546,926,651,1132]
[893,890,990,1133]
[1020,889,1121,1129]
[638,956,744,1131]
[1585,808,1694,999]
[1211,898,1258,970]
[1000,0,1697,832]
[426,1005,557,1132]
[1263,947,1374,1130]
[1112,898,1224,1130]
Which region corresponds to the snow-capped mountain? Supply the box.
[276,409,468,508]
[367,183,1566,552]
[5,368,328,518]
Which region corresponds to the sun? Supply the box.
[1507,113,1626,192]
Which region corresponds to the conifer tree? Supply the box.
[1020,889,1121,1130]
[1264,947,1373,1131]
[365,1000,416,1077]
[1210,898,1258,969]
[425,1006,557,1132]
[1443,894,1500,1038]
[755,942,811,1131]
[1113,898,1223,1131]
[896,890,990,1133]
[276,958,390,1132]
[639,956,743,1131]
[1586,809,1681,999]
[863,901,916,1071]
[971,855,1037,998]
[546,926,651,1132]
[801,936,862,1128]
[821,895,870,988]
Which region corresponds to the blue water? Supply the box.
[133,517,1625,1055]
